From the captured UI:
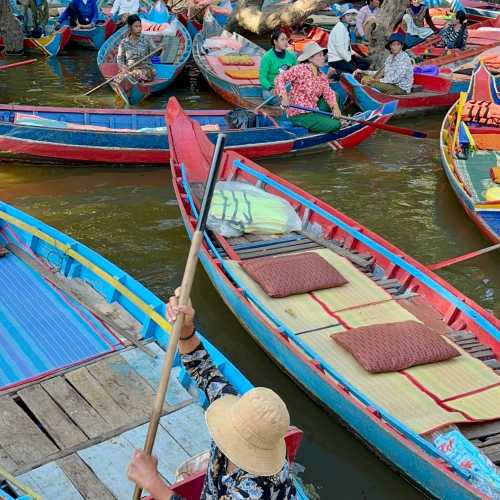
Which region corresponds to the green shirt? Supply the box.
[259,49,297,91]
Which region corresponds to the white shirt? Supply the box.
[327,21,352,63]
[111,0,139,16]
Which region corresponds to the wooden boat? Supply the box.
[67,18,116,50]
[0,96,395,164]
[168,98,500,500]
[193,11,348,114]
[341,65,500,116]
[0,200,308,500]
[97,1,191,105]
[459,0,500,22]
[440,63,500,243]
[0,25,71,56]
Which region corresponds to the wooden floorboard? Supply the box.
[42,376,112,440]
[18,385,87,450]
[57,454,116,500]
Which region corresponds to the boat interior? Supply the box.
[181,152,500,487]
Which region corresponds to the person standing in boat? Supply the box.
[259,29,297,106]
[55,0,99,30]
[274,42,342,134]
[0,0,24,55]
[436,10,468,50]
[327,8,370,75]
[359,32,413,95]
[128,290,297,499]
[115,14,158,86]
[356,0,381,40]
[111,0,139,26]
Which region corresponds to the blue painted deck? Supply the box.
[0,245,122,390]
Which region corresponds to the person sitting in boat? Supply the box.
[115,14,158,86]
[55,0,100,30]
[401,0,438,47]
[436,10,468,50]
[356,0,381,40]
[18,0,48,38]
[274,42,342,134]
[127,289,297,500]
[0,0,24,55]
[259,29,297,106]
[111,0,139,26]
[359,32,413,95]
[327,8,370,75]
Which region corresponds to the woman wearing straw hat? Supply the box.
[273,41,342,134]
[128,290,297,499]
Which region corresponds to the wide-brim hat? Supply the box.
[385,32,408,50]
[340,7,358,17]
[298,41,327,62]
[205,387,289,476]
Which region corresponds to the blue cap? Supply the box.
[385,32,407,51]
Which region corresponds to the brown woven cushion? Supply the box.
[240,252,348,298]
[333,320,460,373]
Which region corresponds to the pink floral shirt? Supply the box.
[274,63,337,117]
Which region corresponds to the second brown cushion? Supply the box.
[333,320,460,373]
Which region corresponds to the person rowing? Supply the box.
[357,32,413,95]
[127,289,297,499]
[114,14,160,90]
[274,41,342,134]
[259,29,297,106]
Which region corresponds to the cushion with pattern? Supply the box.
[240,252,348,298]
[333,320,460,373]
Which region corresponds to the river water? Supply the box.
[1,50,498,499]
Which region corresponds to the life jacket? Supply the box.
[462,100,500,126]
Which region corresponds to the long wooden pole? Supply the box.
[428,243,500,271]
[83,45,164,96]
[0,59,37,71]
[132,133,227,500]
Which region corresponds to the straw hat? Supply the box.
[205,387,290,476]
[298,41,327,63]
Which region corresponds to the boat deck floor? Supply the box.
[214,230,500,465]
[3,342,209,499]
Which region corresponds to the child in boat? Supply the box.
[115,14,158,85]
[359,32,413,95]
[327,8,370,74]
[401,0,438,47]
[437,10,468,50]
[0,0,24,55]
[356,0,381,40]
[259,29,297,106]
[111,0,139,26]
[55,0,100,30]
[274,41,342,133]
[128,289,297,499]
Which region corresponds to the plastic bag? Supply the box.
[432,426,500,498]
[207,181,302,237]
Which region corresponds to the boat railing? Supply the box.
[178,164,472,481]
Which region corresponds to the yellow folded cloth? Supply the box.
[225,68,259,80]
[218,55,255,66]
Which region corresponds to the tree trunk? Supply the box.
[364,0,408,68]
[226,0,337,34]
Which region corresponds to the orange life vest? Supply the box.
[462,100,500,126]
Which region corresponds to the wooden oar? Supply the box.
[252,93,278,113]
[83,45,164,96]
[132,133,227,500]
[0,59,37,71]
[287,104,428,138]
[428,243,500,271]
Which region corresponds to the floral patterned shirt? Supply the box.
[380,51,414,94]
[172,342,296,500]
[274,63,337,117]
[116,33,156,69]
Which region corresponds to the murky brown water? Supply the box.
[1,49,498,499]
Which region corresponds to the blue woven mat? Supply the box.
[0,252,122,389]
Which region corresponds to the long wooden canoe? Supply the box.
[440,63,500,243]
[0,96,395,164]
[97,1,191,105]
[168,96,500,500]
[0,26,71,57]
[0,200,308,499]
